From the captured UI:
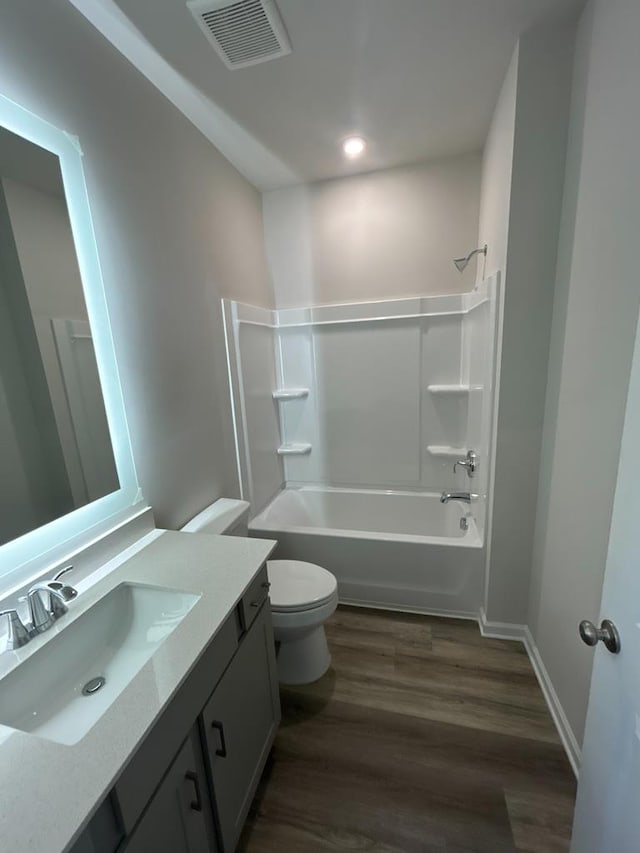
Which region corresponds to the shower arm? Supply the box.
[466,246,487,262]
[453,244,488,273]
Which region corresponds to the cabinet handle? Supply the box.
[184,771,203,812]
[211,720,227,757]
[261,581,271,590]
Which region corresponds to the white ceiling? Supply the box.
[75,0,585,189]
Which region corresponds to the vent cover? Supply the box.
[187,0,292,70]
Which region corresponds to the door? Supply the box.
[201,602,280,852]
[124,732,217,853]
[51,318,119,502]
[571,308,640,851]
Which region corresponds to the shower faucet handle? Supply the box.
[454,450,478,478]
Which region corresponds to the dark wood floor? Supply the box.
[239,606,576,853]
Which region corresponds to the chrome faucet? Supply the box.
[0,609,30,649]
[0,566,77,651]
[27,566,77,632]
[43,565,78,612]
[27,584,71,633]
[453,450,478,478]
[440,491,478,504]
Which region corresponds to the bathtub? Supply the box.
[250,486,485,616]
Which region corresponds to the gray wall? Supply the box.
[0,0,274,529]
[263,153,482,307]
[476,49,518,286]
[480,21,576,624]
[529,0,640,746]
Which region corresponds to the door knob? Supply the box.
[579,619,621,654]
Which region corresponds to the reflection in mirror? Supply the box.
[0,126,118,547]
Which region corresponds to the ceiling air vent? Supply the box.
[187,0,292,70]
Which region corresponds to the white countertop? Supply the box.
[0,529,277,853]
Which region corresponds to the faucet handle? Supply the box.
[53,565,73,582]
[49,566,77,611]
[0,609,30,650]
[454,450,478,477]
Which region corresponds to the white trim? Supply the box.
[524,627,581,778]
[275,311,470,329]
[482,272,506,614]
[477,607,527,641]
[341,599,479,622]
[230,283,491,330]
[221,301,245,500]
[231,302,254,504]
[478,608,581,778]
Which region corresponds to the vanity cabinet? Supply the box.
[70,571,279,853]
[201,601,280,852]
[123,731,217,853]
[67,797,123,853]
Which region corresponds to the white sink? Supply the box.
[0,583,200,745]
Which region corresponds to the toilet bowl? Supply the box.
[267,559,338,684]
[181,499,338,684]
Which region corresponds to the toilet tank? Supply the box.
[180,499,250,537]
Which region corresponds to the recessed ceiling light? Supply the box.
[342,136,366,158]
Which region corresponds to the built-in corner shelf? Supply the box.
[277,443,312,456]
[427,445,467,459]
[272,388,310,401]
[427,384,484,395]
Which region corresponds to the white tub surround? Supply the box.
[0,530,276,853]
[223,276,500,508]
[251,487,483,615]
[223,278,500,617]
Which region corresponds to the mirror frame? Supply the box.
[0,92,143,590]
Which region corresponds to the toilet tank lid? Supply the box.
[180,499,250,535]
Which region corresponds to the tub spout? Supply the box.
[440,491,478,504]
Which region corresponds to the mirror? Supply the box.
[0,125,119,547]
[0,93,141,590]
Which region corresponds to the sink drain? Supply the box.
[82,676,106,696]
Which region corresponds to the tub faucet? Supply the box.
[440,491,478,504]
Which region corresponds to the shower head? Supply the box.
[453,244,487,273]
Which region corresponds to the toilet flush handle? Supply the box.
[251,580,271,608]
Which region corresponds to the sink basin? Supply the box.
[0,583,200,744]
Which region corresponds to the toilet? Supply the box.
[181,499,338,685]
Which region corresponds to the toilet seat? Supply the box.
[267,560,338,613]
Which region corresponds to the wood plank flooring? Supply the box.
[239,606,576,853]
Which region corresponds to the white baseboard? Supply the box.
[523,626,581,778]
[478,607,527,640]
[340,597,478,622]
[477,609,580,778]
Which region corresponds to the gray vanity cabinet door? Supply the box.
[124,731,217,853]
[201,602,280,852]
[68,796,123,853]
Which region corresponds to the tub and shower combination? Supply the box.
[250,486,484,615]
[223,276,500,618]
